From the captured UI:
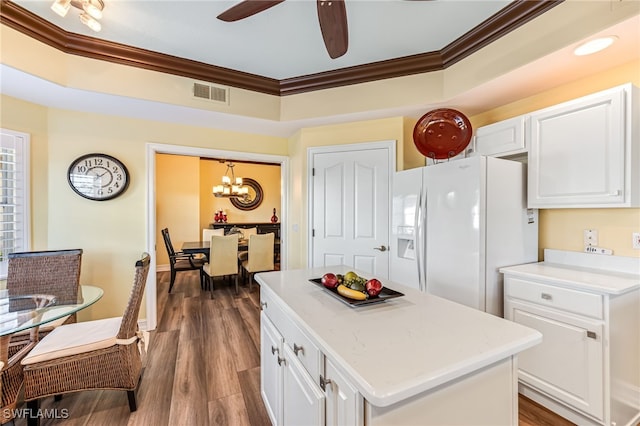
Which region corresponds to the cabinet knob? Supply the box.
[586,331,597,339]
[540,293,553,301]
[319,375,332,391]
[271,346,279,355]
[260,302,267,310]
[293,343,304,356]
[277,356,285,366]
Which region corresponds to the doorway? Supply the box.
[145,143,289,331]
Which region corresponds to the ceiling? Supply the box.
[10,0,514,80]
[1,0,640,137]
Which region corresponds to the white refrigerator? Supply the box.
[390,156,538,316]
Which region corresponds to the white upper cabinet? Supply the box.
[474,115,527,158]
[528,83,639,208]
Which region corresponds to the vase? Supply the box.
[271,208,278,223]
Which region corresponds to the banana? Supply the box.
[337,284,367,301]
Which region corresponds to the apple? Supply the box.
[321,273,339,289]
[365,278,383,297]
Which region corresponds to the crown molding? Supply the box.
[0,0,563,97]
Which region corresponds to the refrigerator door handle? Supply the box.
[415,189,424,292]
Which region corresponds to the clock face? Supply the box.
[67,153,130,201]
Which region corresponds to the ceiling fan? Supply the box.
[217,0,350,59]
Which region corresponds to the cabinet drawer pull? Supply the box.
[586,331,597,339]
[277,356,285,366]
[540,293,553,301]
[319,374,332,391]
[293,343,304,356]
[260,302,267,310]
[271,346,279,355]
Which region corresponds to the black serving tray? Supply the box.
[309,278,404,307]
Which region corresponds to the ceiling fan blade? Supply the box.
[317,0,348,59]
[217,0,286,22]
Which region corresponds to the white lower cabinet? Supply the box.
[282,344,325,425]
[323,358,361,426]
[261,291,363,426]
[503,271,640,426]
[261,314,283,425]
[261,313,326,426]
[508,299,604,419]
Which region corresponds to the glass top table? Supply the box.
[0,285,103,365]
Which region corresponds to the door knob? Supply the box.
[373,245,387,252]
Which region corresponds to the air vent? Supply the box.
[192,82,229,105]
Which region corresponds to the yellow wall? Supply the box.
[199,160,281,228]
[156,154,200,266]
[0,96,288,320]
[287,117,406,269]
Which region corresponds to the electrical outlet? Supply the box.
[633,232,640,249]
[584,229,598,246]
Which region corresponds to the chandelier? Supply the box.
[51,0,104,32]
[213,161,249,199]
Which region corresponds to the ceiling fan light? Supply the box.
[83,0,103,20]
[51,0,71,17]
[80,12,101,31]
[574,36,617,56]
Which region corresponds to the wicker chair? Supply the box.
[1,249,83,424]
[21,253,151,426]
[161,228,205,292]
[7,249,83,335]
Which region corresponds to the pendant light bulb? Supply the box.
[83,0,103,20]
[80,12,102,31]
[51,0,71,17]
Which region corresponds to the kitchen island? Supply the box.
[255,266,542,425]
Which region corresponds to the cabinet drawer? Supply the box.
[280,319,320,380]
[505,277,603,319]
[261,288,321,379]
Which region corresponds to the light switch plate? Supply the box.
[633,232,640,249]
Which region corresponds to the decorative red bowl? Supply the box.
[413,108,473,160]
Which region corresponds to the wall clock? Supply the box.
[67,153,130,201]
[231,178,263,211]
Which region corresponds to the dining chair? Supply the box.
[241,233,275,291]
[21,253,151,426]
[202,227,224,241]
[237,227,258,277]
[202,234,239,297]
[161,228,205,292]
[6,249,83,348]
[201,228,225,263]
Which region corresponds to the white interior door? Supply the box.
[310,143,392,278]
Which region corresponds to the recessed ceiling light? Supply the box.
[574,36,618,56]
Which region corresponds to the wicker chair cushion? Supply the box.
[22,317,122,365]
[9,314,70,338]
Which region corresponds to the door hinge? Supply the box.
[312,229,315,237]
[312,168,315,176]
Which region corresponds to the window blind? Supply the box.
[0,129,30,279]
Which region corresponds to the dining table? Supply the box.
[181,238,281,257]
[0,285,104,366]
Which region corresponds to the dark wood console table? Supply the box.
[210,222,280,239]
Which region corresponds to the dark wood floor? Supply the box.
[14,270,574,425]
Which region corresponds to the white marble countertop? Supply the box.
[255,265,541,407]
[500,250,640,295]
